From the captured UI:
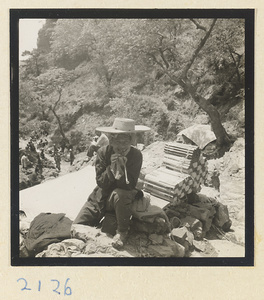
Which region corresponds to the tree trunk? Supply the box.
[50,107,67,140]
[176,19,231,150]
[182,81,231,147]
[49,89,69,142]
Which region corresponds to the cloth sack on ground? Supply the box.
[213,203,232,231]
[36,239,86,257]
[24,213,72,257]
[131,193,169,224]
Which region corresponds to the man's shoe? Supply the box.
[112,231,128,250]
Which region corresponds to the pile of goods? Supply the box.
[143,142,208,204]
[139,142,232,256]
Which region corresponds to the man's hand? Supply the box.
[111,154,127,167]
[110,153,121,164]
[117,156,127,167]
[110,154,127,179]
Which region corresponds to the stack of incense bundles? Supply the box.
[144,167,193,204]
[143,142,208,204]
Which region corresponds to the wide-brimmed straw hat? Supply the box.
[96,118,151,133]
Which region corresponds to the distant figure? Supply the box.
[69,149,75,165]
[35,155,43,176]
[34,131,39,140]
[53,144,58,156]
[211,169,220,192]
[87,133,109,158]
[40,149,45,160]
[28,141,36,152]
[54,152,61,172]
[87,135,98,158]
[60,138,68,153]
[21,154,29,169]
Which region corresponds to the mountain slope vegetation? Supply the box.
[19,18,245,153]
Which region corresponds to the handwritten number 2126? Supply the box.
[17,278,72,295]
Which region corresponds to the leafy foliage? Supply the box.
[19,18,245,150]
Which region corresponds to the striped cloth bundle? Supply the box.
[188,154,208,192]
[143,142,208,204]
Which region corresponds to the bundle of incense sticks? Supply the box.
[143,142,207,205]
[163,156,191,173]
[164,142,200,161]
[144,167,189,192]
[163,142,201,173]
[143,167,194,202]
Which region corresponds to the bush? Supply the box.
[109,92,169,134]
[155,111,170,138]
[162,97,175,111]
[50,129,64,145]
[39,120,51,134]
[69,130,86,151]
[166,116,182,140]
[19,123,32,138]
[27,111,39,121]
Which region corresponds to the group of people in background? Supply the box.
[21,138,45,176]
[30,130,48,141]
[20,130,112,182]
[53,143,75,171]
[21,135,76,177]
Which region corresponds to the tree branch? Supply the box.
[227,45,242,83]
[182,19,217,79]
[157,36,172,69]
[190,19,207,31]
[53,89,62,111]
[149,53,183,86]
[149,52,165,70]
[158,48,170,69]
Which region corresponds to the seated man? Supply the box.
[73,118,150,249]
[87,133,109,158]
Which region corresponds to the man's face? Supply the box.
[110,133,132,156]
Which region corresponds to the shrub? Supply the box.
[69,130,86,151]
[108,92,169,136]
[27,112,38,121]
[166,116,182,140]
[155,111,170,138]
[19,123,33,138]
[39,120,51,134]
[50,129,63,145]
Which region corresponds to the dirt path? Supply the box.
[20,165,96,221]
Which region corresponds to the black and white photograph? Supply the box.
[11,9,254,265]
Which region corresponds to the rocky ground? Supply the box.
[19,138,245,258]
